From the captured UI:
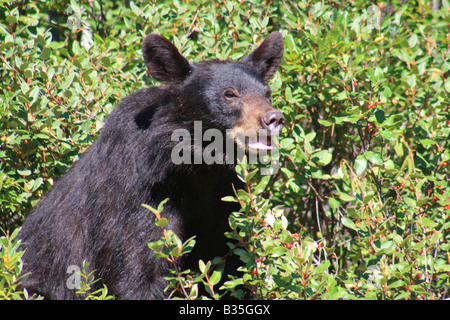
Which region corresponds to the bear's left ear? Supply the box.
[142,34,191,84]
[242,32,284,82]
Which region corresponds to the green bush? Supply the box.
[1,0,449,300]
[0,228,39,299]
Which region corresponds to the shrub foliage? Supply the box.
[1,0,449,300]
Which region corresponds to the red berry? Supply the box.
[285,243,292,249]
[352,80,358,87]
[375,101,380,105]
[394,186,398,191]
[400,182,405,188]
[367,103,373,109]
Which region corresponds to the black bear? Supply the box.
[18,32,285,299]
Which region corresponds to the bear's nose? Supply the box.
[262,111,285,134]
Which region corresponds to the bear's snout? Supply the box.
[262,110,285,136]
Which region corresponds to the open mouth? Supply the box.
[246,135,274,151]
[229,128,277,153]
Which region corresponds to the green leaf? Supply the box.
[420,138,436,147]
[235,248,252,263]
[316,260,331,274]
[28,86,40,105]
[379,128,396,141]
[254,176,270,195]
[221,196,237,202]
[318,119,333,127]
[209,270,222,286]
[21,81,30,94]
[40,47,51,60]
[420,217,437,228]
[199,260,212,276]
[17,169,32,176]
[142,204,158,215]
[181,236,196,255]
[61,73,75,90]
[391,231,403,245]
[148,240,164,251]
[354,155,367,175]
[305,132,316,142]
[436,265,450,272]
[374,110,386,125]
[362,191,375,204]
[392,48,411,63]
[336,192,355,202]
[198,260,206,274]
[6,15,17,24]
[416,153,430,169]
[408,34,418,48]
[381,85,392,99]
[328,198,340,210]
[445,78,450,93]
[364,151,383,166]
[318,152,332,166]
[157,198,170,213]
[155,218,168,227]
[30,177,43,192]
[388,280,405,289]
[270,246,288,257]
[406,75,416,89]
[342,217,358,231]
[130,2,141,16]
[280,137,294,149]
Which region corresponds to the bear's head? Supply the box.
[142,32,285,154]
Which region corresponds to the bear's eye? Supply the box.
[265,90,272,100]
[223,89,239,100]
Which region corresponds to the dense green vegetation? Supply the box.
[1,0,449,299]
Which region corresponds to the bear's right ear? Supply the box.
[242,32,284,82]
[142,34,191,84]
